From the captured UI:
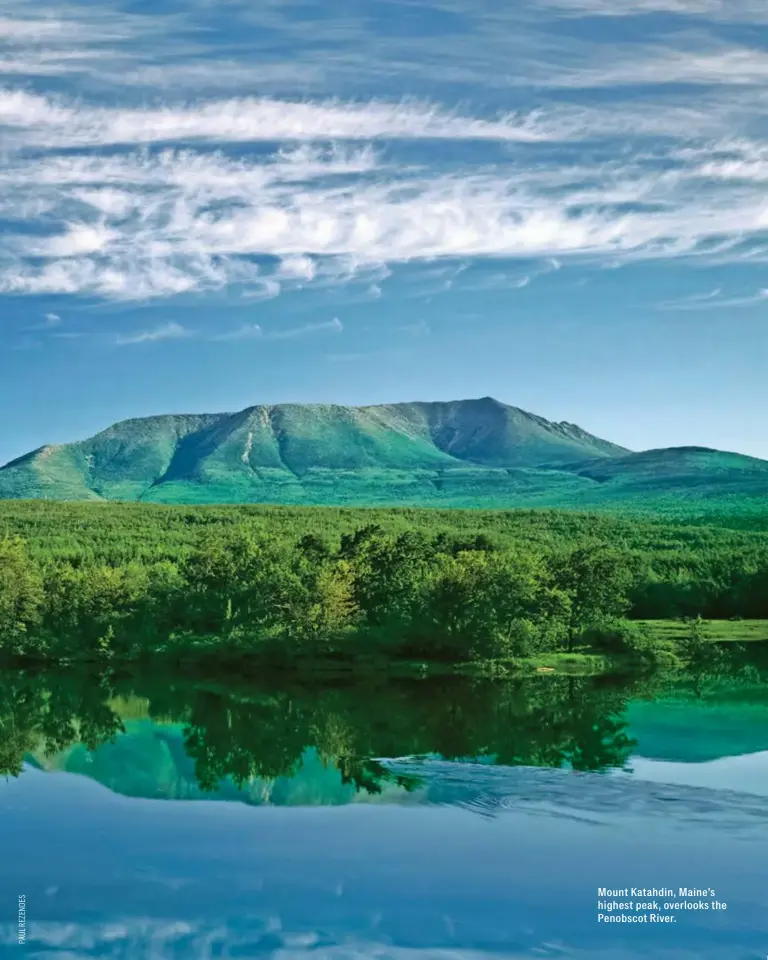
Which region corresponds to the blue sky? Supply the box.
[2,0,768,464]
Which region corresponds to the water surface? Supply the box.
[2,659,768,958]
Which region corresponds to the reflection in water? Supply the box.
[2,652,768,959]
[2,651,768,802]
[1,668,646,799]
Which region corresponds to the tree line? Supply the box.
[2,509,767,664]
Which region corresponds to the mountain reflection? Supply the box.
[1,657,764,804]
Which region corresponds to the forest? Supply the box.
[1,501,767,666]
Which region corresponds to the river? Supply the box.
[1,655,767,958]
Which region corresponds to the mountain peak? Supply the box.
[2,397,762,511]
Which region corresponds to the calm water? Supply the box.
[2,655,768,959]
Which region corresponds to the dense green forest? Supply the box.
[1,502,767,666]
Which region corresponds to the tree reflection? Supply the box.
[3,656,763,798]
[0,666,650,793]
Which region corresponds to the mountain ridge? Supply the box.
[1,397,766,513]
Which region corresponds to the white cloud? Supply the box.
[657,287,721,307]
[0,16,81,41]
[278,255,317,281]
[267,317,343,339]
[546,46,768,89]
[0,258,210,299]
[675,139,768,183]
[120,61,326,92]
[3,0,768,305]
[537,0,768,19]
[242,281,282,300]
[23,311,64,333]
[211,323,263,341]
[116,321,190,345]
[0,917,516,959]
[34,222,116,258]
[3,143,768,299]
[0,90,551,149]
[0,52,107,77]
[657,287,768,310]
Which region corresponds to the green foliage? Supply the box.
[582,617,667,665]
[181,529,290,631]
[687,613,708,644]
[678,614,725,670]
[420,550,551,660]
[547,545,634,649]
[0,501,766,666]
[0,536,44,653]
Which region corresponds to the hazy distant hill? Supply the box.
[1,397,767,512]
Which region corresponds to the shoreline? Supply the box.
[3,633,764,679]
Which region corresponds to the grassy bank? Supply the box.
[642,619,768,642]
[7,622,762,680]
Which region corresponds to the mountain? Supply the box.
[1,397,766,513]
[33,730,416,807]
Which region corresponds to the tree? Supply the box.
[347,530,430,629]
[296,534,331,564]
[547,545,633,650]
[181,529,292,633]
[283,556,359,650]
[679,613,723,669]
[422,550,543,660]
[0,536,44,655]
[338,524,386,560]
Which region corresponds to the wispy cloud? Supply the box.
[24,311,62,331]
[210,323,263,341]
[455,257,561,293]
[542,45,768,90]
[657,287,768,310]
[0,90,550,149]
[656,287,722,308]
[537,0,768,20]
[0,915,517,958]
[116,321,190,345]
[267,317,343,340]
[4,129,768,301]
[3,0,768,308]
[398,319,431,336]
[204,317,344,343]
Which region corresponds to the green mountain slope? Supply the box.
[1,397,766,512]
[33,729,415,807]
[557,447,768,512]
